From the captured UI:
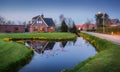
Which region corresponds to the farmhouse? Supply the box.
[29,15,55,32]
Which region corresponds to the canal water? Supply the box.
[19,37,97,72]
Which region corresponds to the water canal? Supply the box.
[19,37,97,72]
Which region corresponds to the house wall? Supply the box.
[47,27,55,32]
[29,24,48,32]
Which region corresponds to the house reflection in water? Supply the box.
[25,41,55,54]
[25,40,79,58]
[60,41,67,48]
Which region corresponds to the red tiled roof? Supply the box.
[76,24,97,29]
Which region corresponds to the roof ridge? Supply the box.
[43,18,52,19]
[32,15,40,19]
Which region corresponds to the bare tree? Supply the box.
[0,16,6,25]
[6,20,13,25]
[84,19,91,31]
[59,14,65,22]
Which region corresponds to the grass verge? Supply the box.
[0,39,33,72]
[63,32,120,72]
[0,32,77,41]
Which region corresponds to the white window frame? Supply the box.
[37,21,42,24]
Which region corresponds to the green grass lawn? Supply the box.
[63,33,120,72]
[0,32,76,41]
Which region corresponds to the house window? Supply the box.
[37,21,42,24]
[50,27,54,30]
[40,27,45,32]
[49,27,54,32]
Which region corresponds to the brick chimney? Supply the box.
[41,14,44,18]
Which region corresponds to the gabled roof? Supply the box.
[111,19,119,24]
[43,18,55,26]
[32,15,40,19]
[32,15,55,27]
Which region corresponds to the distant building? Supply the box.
[76,24,97,31]
[111,19,119,24]
[75,24,83,30]
[110,19,120,26]
[89,24,97,30]
[0,25,25,33]
[29,15,55,32]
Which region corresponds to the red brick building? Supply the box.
[110,19,120,26]
[0,15,55,33]
[0,25,25,33]
[29,15,55,32]
[76,24,97,31]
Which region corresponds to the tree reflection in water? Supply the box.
[60,41,67,48]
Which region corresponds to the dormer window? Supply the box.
[37,21,42,24]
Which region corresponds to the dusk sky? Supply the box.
[0,0,120,24]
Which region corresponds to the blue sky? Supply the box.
[0,0,120,24]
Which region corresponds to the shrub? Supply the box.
[96,26,120,35]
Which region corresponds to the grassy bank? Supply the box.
[0,39,33,72]
[63,32,120,72]
[0,32,76,41]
